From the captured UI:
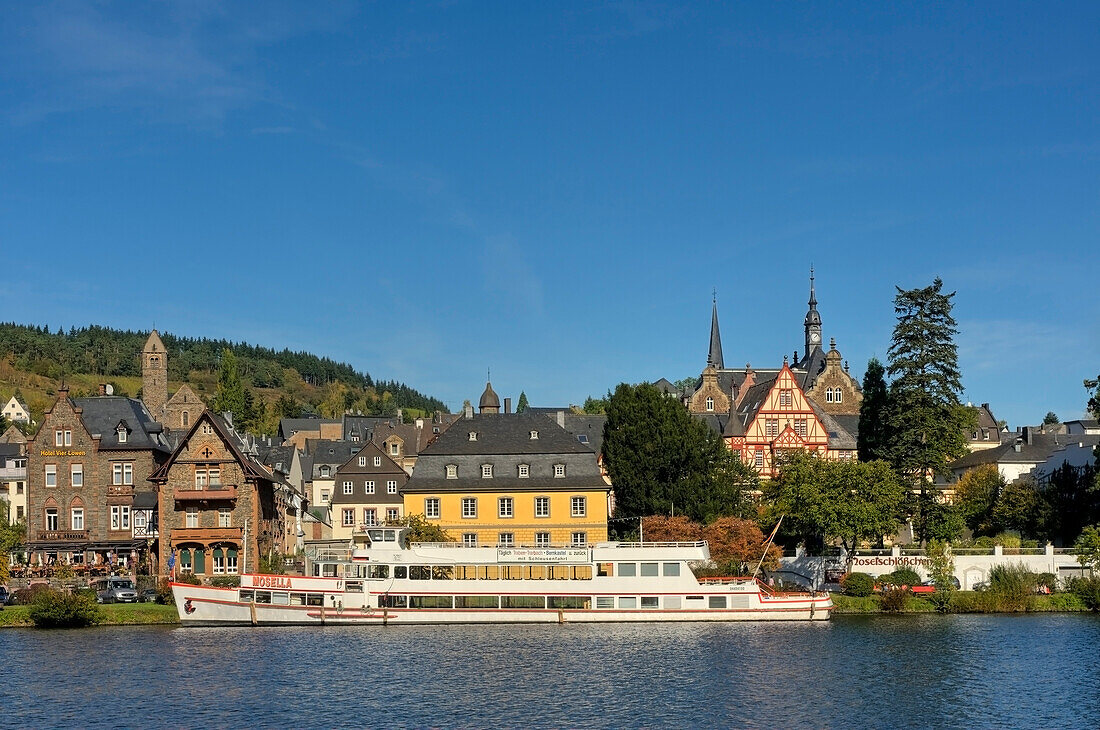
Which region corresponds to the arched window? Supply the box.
[212,548,225,575]
[182,411,189,427]
[825,389,833,403]
[834,388,843,403]
[705,396,714,412]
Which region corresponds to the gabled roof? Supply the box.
[556,413,608,455]
[149,411,277,483]
[143,329,166,354]
[733,376,779,428]
[420,413,595,456]
[72,396,172,452]
[279,417,340,440]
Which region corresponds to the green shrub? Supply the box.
[173,573,202,586]
[209,576,240,588]
[28,589,103,629]
[948,591,982,613]
[1036,573,1058,592]
[929,591,952,613]
[881,567,921,587]
[988,562,1038,611]
[880,587,909,613]
[1069,576,1100,611]
[155,578,174,605]
[1042,592,1087,612]
[841,572,874,597]
[14,583,49,605]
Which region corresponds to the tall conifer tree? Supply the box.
[857,357,890,462]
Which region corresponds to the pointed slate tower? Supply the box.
[142,329,168,421]
[708,293,725,370]
[804,267,822,359]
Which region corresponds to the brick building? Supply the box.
[330,441,408,543]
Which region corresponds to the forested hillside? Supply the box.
[0,323,445,431]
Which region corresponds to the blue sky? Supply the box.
[1,1,1097,426]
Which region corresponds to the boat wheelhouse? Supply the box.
[171,527,831,624]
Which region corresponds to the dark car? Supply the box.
[139,588,159,604]
[0,586,10,606]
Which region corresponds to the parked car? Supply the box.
[92,577,139,603]
[139,588,159,604]
[0,585,10,606]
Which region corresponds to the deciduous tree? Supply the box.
[954,464,1005,536]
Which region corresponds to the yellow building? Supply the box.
[402,392,609,547]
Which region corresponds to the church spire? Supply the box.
[804,266,822,359]
[708,291,724,369]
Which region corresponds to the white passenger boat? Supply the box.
[171,527,831,625]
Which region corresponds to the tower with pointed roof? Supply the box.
[804,267,823,359]
[479,381,501,414]
[708,292,724,369]
[142,329,168,422]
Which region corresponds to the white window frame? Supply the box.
[364,508,377,526]
[343,480,354,495]
[498,497,513,519]
[518,463,530,479]
[535,497,550,518]
[535,532,550,547]
[71,507,84,531]
[226,551,238,574]
[387,480,397,494]
[375,456,383,466]
[461,498,477,519]
[571,531,587,546]
[571,496,587,518]
[425,498,440,519]
[554,464,565,478]
[462,533,478,547]
[342,509,355,527]
[123,463,133,485]
[55,430,63,447]
[71,464,83,487]
[64,430,72,446]
[45,464,57,487]
[482,464,493,479]
[446,464,457,479]
[113,463,123,485]
[186,507,198,528]
[386,507,400,522]
[499,532,514,547]
[365,480,375,494]
[358,456,367,467]
[705,396,714,412]
[45,508,59,531]
[218,508,232,528]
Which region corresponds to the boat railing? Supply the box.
[611,541,709,549]
[311,550,353,562]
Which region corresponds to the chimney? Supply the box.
[416,417,424,429]
[98,383,107,396]
[464,404,473,419]
[397,408,403,422]
[556,410,565,428]
[504,397,511,414]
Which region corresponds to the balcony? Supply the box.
[173,485,238,503]
[170,526,243,543]
[0,467,26,479]
[34,529,89,542]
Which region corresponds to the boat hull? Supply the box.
[171,583,832,625]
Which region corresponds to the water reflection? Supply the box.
[2,615,1098,728]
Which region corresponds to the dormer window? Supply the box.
[468,432,477,441]
[518,464,530,478]
[554,463,565,478]
[117,426,127,443]
[529,430,539,440]
[446,464,458,479]
[482,464,493,478]
[320,466,330,478]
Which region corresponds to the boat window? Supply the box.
[573,566,593,580]
[290,593,306,606]
[307,594,324,606]
[454,595,498,609]
[618,596,637,609]
[345,581,363,593]
[239,590,254,602]
[686,595,704,601]
[409,595,452,609]
[501,595,544,609]
[663,563,680,577]
[478,566,500,580]
[640,563,659,577]
[272,592,290,605]
[393,566,408,579]
[525,565,546,580]
[254,591,272,604]
[548,596,589,610]
[502,565,525,580]
[432,566,454,580]
[384,530,397,542]
[595,596,614,609]
[641,596,659,609]
[618,563,636,577]
[454,565,475,580]
[549,566,572,580]
[379,595,407,608]
[597,563,613,577]
[322,564,337,578]
[369,565,390,579]
[664,596,682,609]
[410,566,431,580]
[312,564,320,577]
[368,529,384,541]
[709,596,727,609]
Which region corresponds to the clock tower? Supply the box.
[804,267,822,359]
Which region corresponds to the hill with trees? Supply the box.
[0,322,446,433]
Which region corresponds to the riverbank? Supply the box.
[831,591,1091,614]
[0,603,180,628]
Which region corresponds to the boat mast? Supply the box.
[751,515,783,580]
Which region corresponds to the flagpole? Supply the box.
[751,515,784,580]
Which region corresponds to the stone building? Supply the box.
[142,330,206,433]
[25,386,172,568]
[149,411,282,578]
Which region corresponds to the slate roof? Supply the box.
[948,428,1100,472]
[150,411,278,484]
[371,419,425,456]
[0,443,22,458]
[419,413,596,456]
[479,382,501,410]
[792,347,828,390]
[72,396,172,452]
[343,415,392,442]
[556,413,608,455]
[133,491,158,510]
[731,376,779,428]
[830,414,861,448]
[279,417,340,440]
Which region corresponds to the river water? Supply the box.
[3,614,1099,728]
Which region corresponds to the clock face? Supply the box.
[810,332,821,344]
